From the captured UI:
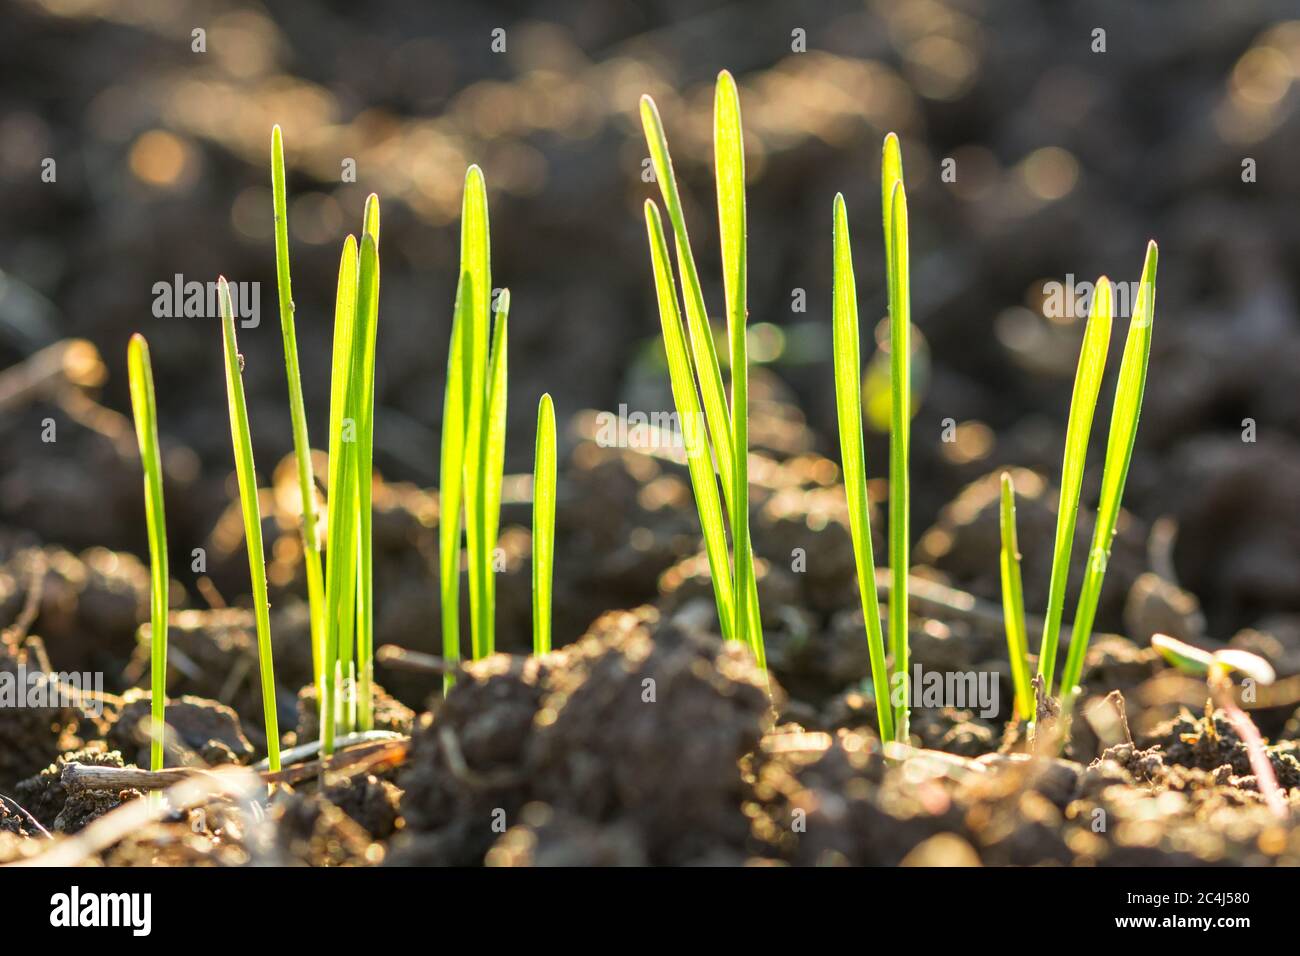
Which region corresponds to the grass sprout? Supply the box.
[354,196,381,731]
[218,277,281,772]
[999,472,1032,720]
[831,193,893,742]
[1059,242,1158,713]
[1034,275,1113,700]
[270,126,327,707]
[532,393,556,655]
[126,334,168,776]
[322,235,360,754]
[1151,633,1286,819]
[640,71,765,667]
[644,200,736,642]
[882,133,912,740]
[456,166,509,662]
[439,270,470,690]
[714,71,758,666]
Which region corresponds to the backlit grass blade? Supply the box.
[999,473,1032,720]
[882,133,911,740]
[127,334,168,776]
[482,289,509,658]
[322,236,359,754]
[219,277,281,772]
[645,200,735,641]
[639,94,736,513]
[1059,243,1158,709]
[353,200,381,731]
[459,166,494,660]
[532,392,556,655]
[1035,276,1113,697]
[714,70,764,668]
[832,194,894,743]
[438,272,470,692]
[270,126,326,706]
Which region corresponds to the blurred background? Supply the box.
[1,0,1298,679]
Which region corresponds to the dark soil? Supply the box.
[1,1,1299,866]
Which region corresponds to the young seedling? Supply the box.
[354,196,381,731]
[532,393,556,655]
[999,473,1033,721]
[218,277,281,772]
[456,166,510,663]
[439,270,470,691]
[644,201,736,642]
[831,193,893,742]
[269,126,327,707]
[1033,276,1113,705]
[1151,633,1287,819]
[1059,242,1158,715]
[322,234,360,753]
[640,71,765,668]
[881,133,912,740]
[126,334,168,780]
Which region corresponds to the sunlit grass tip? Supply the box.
[532,392,556,655]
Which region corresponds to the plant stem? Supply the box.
[270,126,327,708]
[126,334,168,779]
[218,278,280,772]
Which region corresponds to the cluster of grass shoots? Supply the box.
[999,241,1159,745]
[269,128,385,755]
[830,134,913,743]
[639,71,765,670]
[437,167,510,689]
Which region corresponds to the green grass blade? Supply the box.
[126,334,168,775]
[645,200,735,641]
[322,236,359,754]
[532,392,556,655]
[883,134,912,740]
[218,278,280,772]
[270,126,327,707]
[439,272,470,692]
[353,202,381,731]
[459,166,494,660]
[832,194,894,743]
[481,289,509,658]
[640,94,736,514]
[1060,243,1158,708]
[999,472,1033,720]
[714,70,764,668]
[1036,276,1113,696]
